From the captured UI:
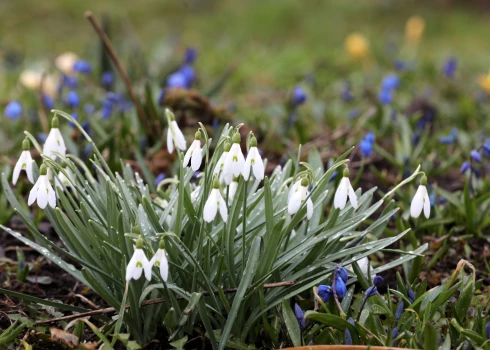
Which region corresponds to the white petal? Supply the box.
[213,152,227,175]
[12,155,24,185]
[183,147,192,167]
[46,181,56,208]
[252,153,264,181]
[28,178,41,205]
[288,190,303,215]
[306,198,313,220]
[132,267,143,280]
[37,180,48,209]
[167,128,174,154]
[423,191,431,219]
[53,129,67,156]
[143,260,152,281]
[25,153,34,183]
[229,181,238,204]
[203,189,219,222]
[218,192,228,222]
[222,154,234,185]
[191,146,202,171]
[171,121,187,151]
[410,185,424,218]
[243,152,253,181]
[347,181,358,209]
[288,180,301,201]
[125,257,137,281]
[334,178,348,209]
[159,252,169,281]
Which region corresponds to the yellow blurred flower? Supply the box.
[55,52,78,75]
[405,16,425,44]
[345,33,369,60]
[478,71,490,93]
[19,70,58,97]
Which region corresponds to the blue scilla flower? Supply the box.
[337,267,349,283]
[381,74,400,90]
[342,84,354,102]
[373,275,384,286]
[378,89,393,105]
[101,99,113,119]
[292,86,307,106]
[69,112,79,128]
[470,150,482,163]
[318,285,332,302]
[396,301,404,320]
[360,139,373,157]
[365,132,376,143]
[4,101,22,119]
[63,75,78,88]
[37,132,47,143]
[180,65,196,87]
[439,128,458,144]
[443,57,457,78]
[365,285,378,298]
[73,60,92,74]
[66,91,80,108]
[184,47,198,64]
[84,104,95,115]
[348,109,359,119]
[486,322,490,339]
[483,140,490,155]
[83,144,93,159]
[81,120,91,136]
[155,173,166,186]
[391,327,399,340]
[406,285,415,303]
[329,171,338,183]
[101,71,114,87]
[42,94,55,110]
[344,329,352,345]
[167,71,188,88]
[334,276,347,298]
[394,59,406,71]
[294,304,306,329]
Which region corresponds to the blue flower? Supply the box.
[394,60,406,71]
[337,267,349,283]
[334,276,347,298]
[294,304,306,329]
[342,84,354,102]
[378,89,393,105]
[391,327,399,340]
[406,285,415,303]
[4,101,22,119]
[63,75,78,88]
[167,71,188,88]
[84,104,95,115]
[180,65,196,87]
[155,173,166,186]
[66,91,80,108]
[184,47,198,64]
[69,112,79,128]
[364,132,376,143]
[81,120,91,136]
[83,144,93,159]
[37,132,47,143]
[344,329,352,345]
[486,322,490,339]
[348,109,359,119]
[73,60,92,74]
[318,285,332,302]
[373,275,384,286]
[365,285,378,298]
[101,71,114,87]
[42,95,55,110]
[292,86,307,106]
[381,74,400,90]
[360,139,373,157]
[439,128,458,144]
[101,99,113,119]
[470,150,482,163]
[396,301,404,320]
[443,57,457,78]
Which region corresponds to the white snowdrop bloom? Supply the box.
[166,109,186,154]
[228,178,239,204]
[410,176,430,219]
[203,178,228,222]
[12,138,34,185]
[126,238,152,281]
[243,136,264,181]
[55,52,78,75]
[43,116,67,160]
[288,179,302,202]
[150,242,169,281]
[28,164,56,209]
[190,185,201,203]
[55,166,75,190]
[287,177,313,220]
[213,141,231,183]
[334,168,358,210]
[347,257,376,280]
[183,131,202,171]
[223,133,245,184]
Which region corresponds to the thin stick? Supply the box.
[35,280,295,325]
[85,11,155,138]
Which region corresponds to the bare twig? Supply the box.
[85,11,156,138]
[35,281,295,324]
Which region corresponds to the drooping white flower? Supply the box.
[287,177,313,220]
[243,136,264,181]
[28,164,56,209]
[183,130,202,171]
[55,165,75,190]
[410,176,430,219]
[347,257,376,280]
[150,241,169,281]
[223,133,245,184]
[166,109,186,154]
[43,116,67,160]
[203,178,228,222]
[213,141,231,183]
[228,177,239,204]
[12,138,34,185]
[126,237,152,281]
[334,168,358,210]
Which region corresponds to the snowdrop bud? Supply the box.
[183,129,202,171]
[243,136,264,181]
[195,130,201,140]
[224,141,231,152]
[223,133,245,184]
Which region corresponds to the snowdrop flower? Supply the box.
[228,177,239,204]
[43,116,67,160]
[183,130,202,171]
[126,237,152,281]
[190,185,201,203]
[150,240,169,281]
[213,141,231,183]
[166,109,186,154]
[243,136,264,181]
[347,257,376,280]
[203,177,228,223]
[334,167,358,210]
[287,177,313,220]
[55,163,75,190]
[410,175,430,219]
[12,138,34,185]
[28,164,56,209]
[55,52,78,75]
[223,133,245,184]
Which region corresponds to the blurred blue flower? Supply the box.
[483,140,490,155]
[396,301,404,320]
[66,91,80,108]
[342,84,354,102]
[294,304,306,329]
[373,275,384,286]
[365,285,378,298]
[101,71,114,87]
[360,139,373,157]
[42,94,55,110]
[334,276,347,298]
[486,322,490,339]
[184,47,198,64]
[83,144,93,159]
[391,327,399,340]
[317,285,332,302]
[155,173,166,186]
[69,112,79,128]
[381,74,400,90]
[394,59,406,71]
[470,150,482,163]
[337,267,349,283]
[348,109,359,119]
[406,286,415,303]
[429,192,436,207]
[62,75,78,89]
[82,120,91,136]
[438,128,458,144]
[37,132,47,143]
[101,99,113,119]
[74,60,92,74]
[84,104,95,115]
[344,329,352,345]
[378,89,393,105]
[180,65,196,87]
[443,57,457,78]
[4,101,22,119]
[167,71,188,88]
[365,132,376,143]
[292,86,307,106]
